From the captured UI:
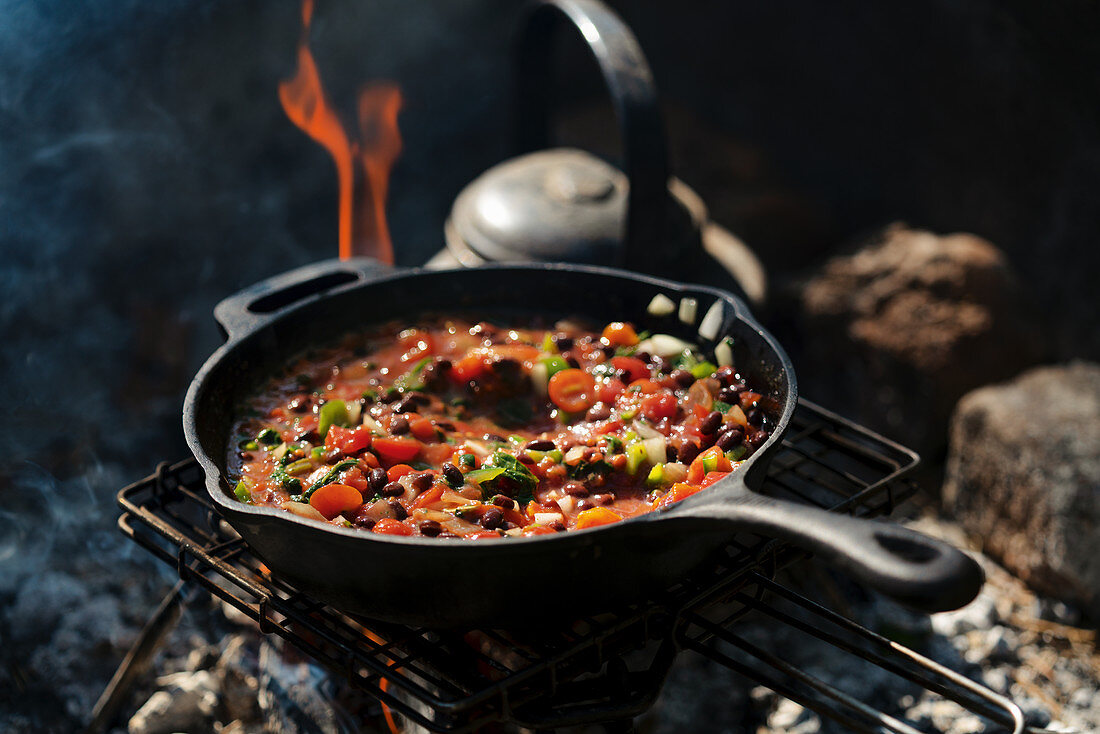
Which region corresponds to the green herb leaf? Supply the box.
[257,428,281,445]
[568,459,612,482]
[713,400,732,414]
[479,451,538,505]
[304,458,359,499]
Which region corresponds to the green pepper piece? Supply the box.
[318,399,349,439]
[257,428,281,445]
[726,446,747,462]
[690,361,718,379]
[465,467,506,485]
[646,463,665,486]
[541,356,569,379]
[625,443,647,474]
[233,480,252,502]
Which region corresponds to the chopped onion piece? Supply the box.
[556,495,577,514]
[698,301,724,340]
[632,419,663,440]
[643,436,667,466]
[636,333,692,358]
[361,413,385,435]
[646,293,677,316]
[564,446,587,464]
[271,443,289,461]
[345,400,362,426]
[505,527,524,537]
[663,462,688,483]
[534,512,563,525]
[678,297,697,324]
[463,440,491,458]
[281,501,326,522]
[530,361,549,395]
[715,338,734,368]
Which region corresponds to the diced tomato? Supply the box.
[422,442,455,466]
[525,500,558,520]
[324,424,372,454]
[700,471,730,488]
[408,415,438,441]
[308,483,364,520]
[628,378,661,395]
[548,369,596,413]
[597,378,626,404]
[655,482,702,509]
[398,329,434,361]
[691,403,710,420]
[502,508,528,527]
[521,525,557,536]
[410,486,444,509]
[595,418,624,436]
[341,468,371,493]
[687,459,705,484]
[688,447,732,484]
[357,452,381,469]
[450,354,490,385]
[602,322,639,347]
[372,437,421,464]
[386,464,416,482]
[640,391,678,421]
[372,518,414,536]
[739,391,762,410]
[611,356,649,383]
[575,507,622,529]
[467,530,502,540]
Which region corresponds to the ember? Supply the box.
[279,0,403,263]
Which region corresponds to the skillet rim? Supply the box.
[183,262,798,549]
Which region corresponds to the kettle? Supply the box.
[426,0,766,307]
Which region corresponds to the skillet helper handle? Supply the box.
[514,0,670,268]
[694,493,984,613]
[213,258,394,342]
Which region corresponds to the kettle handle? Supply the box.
[513,0,670,267]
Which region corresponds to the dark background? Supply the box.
[1,0,1098,727]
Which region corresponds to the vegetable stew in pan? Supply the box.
[229,315,778,539]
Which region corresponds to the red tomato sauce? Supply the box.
[228,318,775,539]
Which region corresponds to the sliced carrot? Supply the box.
[408,415,438,441]
[575,507,623,529]
[655,482,702,509]
[308,483,364,520]
[372,437,421,464]
[548,369,596,412]
[602,322,639,347]
[372,518,414,536]
[410,486,444,510]
[387,464,416,482]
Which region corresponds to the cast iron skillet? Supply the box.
[184,259,982,626]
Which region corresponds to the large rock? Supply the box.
[798,224,1046,454]
[943,362,1100,618]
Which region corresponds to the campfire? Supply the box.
[3,1,1098,733]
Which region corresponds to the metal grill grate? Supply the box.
[109,399,1027,733]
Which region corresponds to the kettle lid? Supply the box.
[447,148,626,264]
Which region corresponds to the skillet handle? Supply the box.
[679,490,984,613]
[213,258,396,342]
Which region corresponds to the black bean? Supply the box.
[388,500,407,520]
[491,495,515,510]
[671,369,695,388]
[700,411,723,435]
[594,493,616,506]
[410,473,432,492]
[480,507,504,530]
[748,429,770,448]
[634,351,651,363]
[442,463,463,487]
[552,335,574,351]
[666,444,679,462]
[717,386,742,403]
[525,439,557,451]
[380,388,402,403]
[563,481,590,498]
[367,467,388,494]
[288,395,311,413]
[649,356,669,374]
[354,518,376,530]
[747,408,764,427]
[436,421,456,432]
[716,431,740,451]
[566,356,581,369]
[381,481,404,498]
[715,366,736,384]
[585,403,610,421]
[238,452,254,461]
[390,415,410,435]
[551,521,567,532]
[484,433,507,443]
[419,519,442,537]
[720,425,745,445]
[393,395,419,414]
[678,441,700,465]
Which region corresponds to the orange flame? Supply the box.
[278,0,403,263]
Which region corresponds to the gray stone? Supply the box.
[943,362,1100,617]
[129,670,220,734]
[798,224,1046,453]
